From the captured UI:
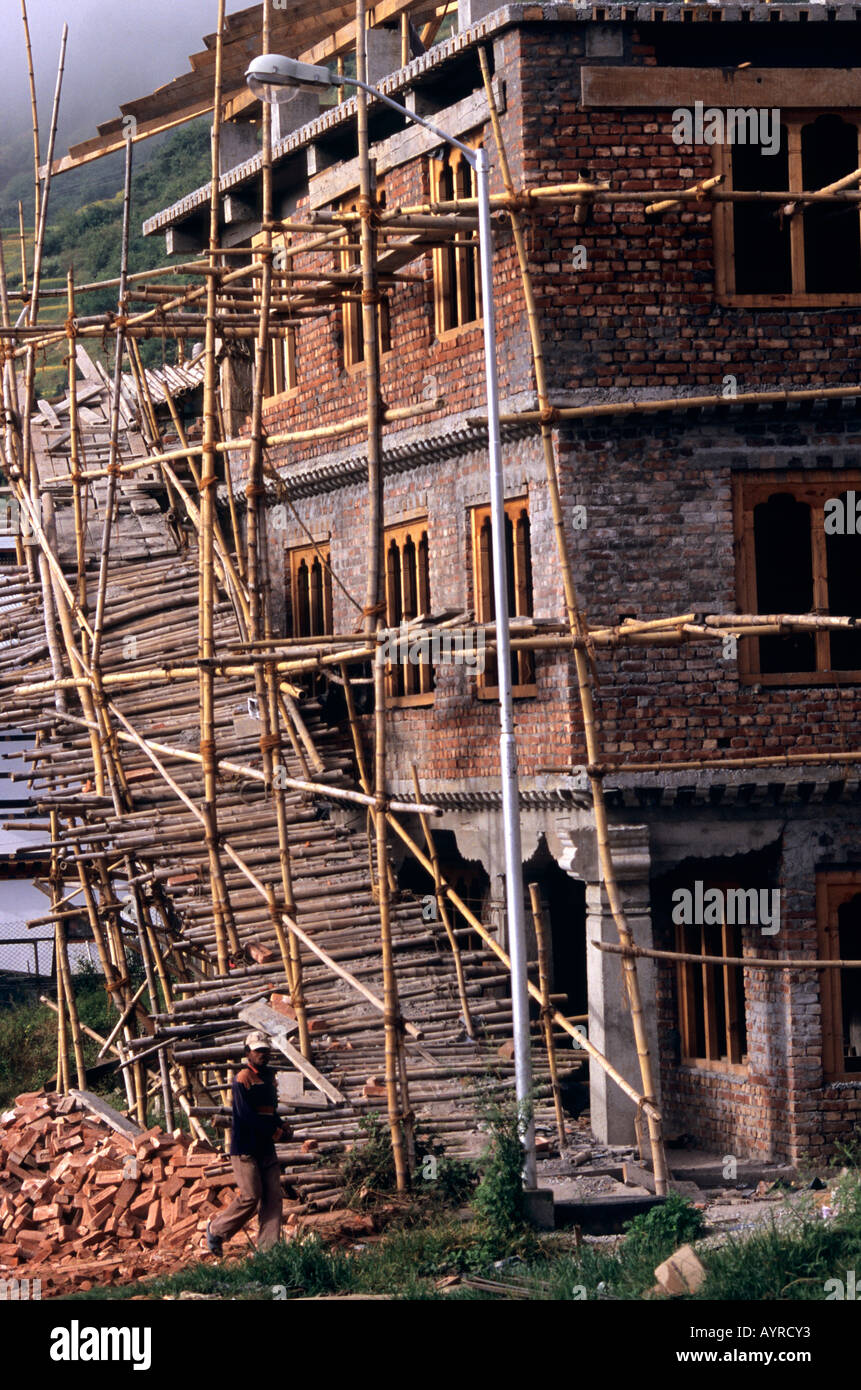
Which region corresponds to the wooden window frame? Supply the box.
[340,192,392,373]
[714,111,861,308]
[251,232,297,404]
[470,496,537,700]
[733,470,861,686]
[384,517,434,708]
[431,143,483,339]
[818,871,861,1082]
[285,541,333,641]
[675,882,749,1075]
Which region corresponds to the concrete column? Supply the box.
[219,121,258,175]
[273,91,321,143]
[557,820,660,1146]
[366,26,403,85]
[457,0,501,31]
[586,826,660,1145]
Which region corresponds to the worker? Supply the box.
[205,1031,292,1256]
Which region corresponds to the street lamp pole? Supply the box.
[474,144,536,1187]
[246,57,535,1185]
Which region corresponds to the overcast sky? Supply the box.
[0,0,253,142]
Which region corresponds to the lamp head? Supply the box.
[246,54,334,103]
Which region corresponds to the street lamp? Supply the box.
[247,54,536,1187]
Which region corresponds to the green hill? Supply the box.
[3,121,213,396]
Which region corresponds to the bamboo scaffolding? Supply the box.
[13,15,861,1219]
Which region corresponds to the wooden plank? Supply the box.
[581,67,861,111]
[70,1089,142,1138]
[49,3,379,174]
[303,0,437,66]
[238,1004,345,1105]
[238,999,299,1038]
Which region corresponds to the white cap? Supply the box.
[245,1031,270,1052]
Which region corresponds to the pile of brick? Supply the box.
[0,1090,385,1297]
[0,1090,238,1296]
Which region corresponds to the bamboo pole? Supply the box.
[250,2,310,1057]
[646,173,724,217]
[199,0,238,975]
[411,762,474,1038]
[96,979,149,1058]
[375,638,412,1186]
[55,919,87,1090]
[472,381,861,428]
[54,931,69,1093]
[20,2,41,233]
[596,941,861,970]
[27,396,442,485]
[40,996,123,1058]
[479,47,667,1192]
[350,0,409,1186]
[529,882,566,1148]
[50,814,86,1090]
[17,202,27,301]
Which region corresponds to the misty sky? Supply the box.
[0,0,254,145]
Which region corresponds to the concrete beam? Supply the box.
[165,226,202,256]
[223,193,256,226]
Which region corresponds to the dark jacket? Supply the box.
[229,1063,288,1159]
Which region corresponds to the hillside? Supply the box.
[2,122,213,396]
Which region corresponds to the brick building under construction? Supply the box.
[4,0,861,1203]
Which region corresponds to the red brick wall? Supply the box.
[517,25,861,396]
[558,414,861,765]
[271,437,579,785]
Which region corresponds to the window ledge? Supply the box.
[679,1059,749,1077]
[385,694,435,709]
[263,387,299,406]
[740,670,861,687]
[718,293,861,310]
[435,318,483,343]
[477,684,538,701]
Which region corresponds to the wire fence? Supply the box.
[0,928,101,979]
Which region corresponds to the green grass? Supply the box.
[57,1172,861,1303]
[0,960,127,1108]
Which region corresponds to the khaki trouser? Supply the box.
[209,1153,283,1249]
